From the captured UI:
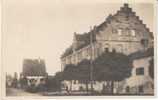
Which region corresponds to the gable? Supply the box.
[96,4,153,41]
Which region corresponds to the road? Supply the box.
[6,88,41,96]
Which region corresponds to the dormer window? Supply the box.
[117,29,122,36]
[131,30,136,36]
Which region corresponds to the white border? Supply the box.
[1,0,157,99]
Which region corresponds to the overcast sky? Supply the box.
[2,0,154,76]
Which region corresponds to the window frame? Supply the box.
[136,67,144,75]
[117,29,122,36]
[131,29,136,37]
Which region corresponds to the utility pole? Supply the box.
[90,26,94,93]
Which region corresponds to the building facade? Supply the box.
[60,4,154,94]
[61,4,153,69]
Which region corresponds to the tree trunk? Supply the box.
[111,81,114,95]
[70,80,72,92]
[86,80,89,93]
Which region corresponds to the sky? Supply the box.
[2,0,154,76]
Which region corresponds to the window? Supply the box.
[141,39,148,48]
[74,80,76,84]
[118,29,122,36]
[136,68,144,75]
[104,44,110,52]
[112,48,116,53]
[112,29,117,33]
[78,51,82,61]
[105,48,109,52]
[79,86,84,91]
[131,30,136,36]
[86,48,90,57]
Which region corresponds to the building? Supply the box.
[22,58,47,86]
[123,48,154,94]
[61,3,153,69]
[60,4,154,93]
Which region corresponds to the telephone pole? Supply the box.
[90,26,94,93]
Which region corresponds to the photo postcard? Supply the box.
[0,0,157,99]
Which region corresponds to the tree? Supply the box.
[77,59,91,92]
[45,72,63,92]
[149,58,154,79]
[62,64,78,91]
[93,51,132,94]
[147,47,154,79]
[19,74,28,89]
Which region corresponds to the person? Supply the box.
[12,72,18,88]
[66,86,69,94]
[23,76,28,89]
[20,75,28,89]
[12,78,18,88]
[27,79,37,93]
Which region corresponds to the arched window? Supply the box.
[104,44,110,52]
[112,48,116,53]
[105,48,109,53]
